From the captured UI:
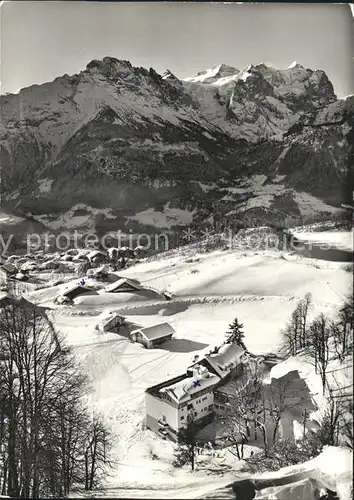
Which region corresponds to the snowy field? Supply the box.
[26,246,351,497]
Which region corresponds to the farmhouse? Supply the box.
[105,278,142,293]
[145,365,220,441]
[191,342,246,380]
[130,322,175,348]
[95,310,126,333]
[60,283,95,301]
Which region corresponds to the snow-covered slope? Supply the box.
[1,58,352,231]
[23,244,351,498]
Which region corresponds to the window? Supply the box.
[194,411,197,417]
[208,405,213,411]
[181,416,185,421]
[202,396,207,401]
[187,404,193,410]
[215,404,219,409]
[162,415,166,422]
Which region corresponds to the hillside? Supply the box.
[1,58,353,233]
[17,235,350,499]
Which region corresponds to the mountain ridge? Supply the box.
[1,56,352,234]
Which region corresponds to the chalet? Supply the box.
[105,278,142,293]
[87,250,107,265]
[95,310,126,333]
[145,365,220,441]
[0,263,16,287]
[190,342,247,380]
[60,283,95,302]
[87,265,109,281]
[134,245,145,257]
[130,322,175,348]
[107,247,119,262]
[39,260,60,271]
[20,261,38,272]
[118,247,135,259]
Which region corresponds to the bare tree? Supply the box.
[281,293,312,356]
[308,313,331,394]
[84,414,113,491]
[334,293,353,361]
[0,301,113,497]
[217,361,266,458]
[298,293,312,348]
[263,375,307,444]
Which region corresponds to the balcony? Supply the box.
[157,419,168,427]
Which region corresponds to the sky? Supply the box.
[1,2,353,97]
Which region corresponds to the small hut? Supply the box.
[130,322,175,349]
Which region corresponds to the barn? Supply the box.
[60,283,95,302]
[95,310,126,333]
[105,278,142,293]
[130,322,175,348]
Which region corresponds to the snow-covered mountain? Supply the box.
[1,57,352,233]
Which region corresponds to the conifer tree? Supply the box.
[225,317,246,348]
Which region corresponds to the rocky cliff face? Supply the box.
[0,57,352,233]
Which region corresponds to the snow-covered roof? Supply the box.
[0,262,16,274]
[160,369,220,403]
[132,322,175,341]
[107,247,118,256]
[87,265,109,276]
[95,310,125,329]
[87,250,105,260]
[61,283,91,297]
[205,342,245,377]
[105,278,142,292]
[14,272,27,280]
